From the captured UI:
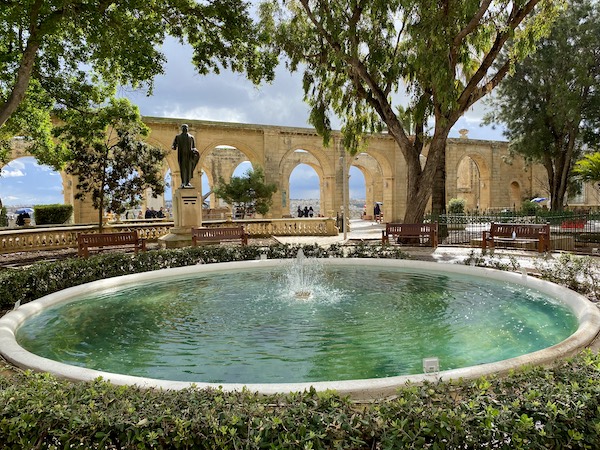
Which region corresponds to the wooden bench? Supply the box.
[382,222,438,248]
[482,222,550,253]
[78,231,146,257]
[192,226,248,246]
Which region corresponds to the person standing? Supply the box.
[172,124,200,188]
[374,203,381,223]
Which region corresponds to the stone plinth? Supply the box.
[159,187,202,248]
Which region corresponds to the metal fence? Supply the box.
[432,212,600,252]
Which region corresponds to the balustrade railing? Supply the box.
[0,217,339,254]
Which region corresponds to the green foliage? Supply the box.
[447,197,466,214]
[0,206,7,227]
[213,166,277,218]
[0,0,276,165]
[573,152,600,184]
[263,0,561,221]
[2,351,600,448]
[53,98,167,230]
[534,253,600,301]
[485,0,600,212]
[0,80,59,167]
[463,250,522,272]
[32,204,73,225]
[521,200,541,215]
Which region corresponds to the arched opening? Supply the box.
[510,181,521,210]
[456,156,481,211]
[351,152,382,221]
[290,163,320,217]
[349,166,366,219]
[201,145,250,220]
[0,156,64,226]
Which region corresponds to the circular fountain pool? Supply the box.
[1,259,599,399]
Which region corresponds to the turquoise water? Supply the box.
[17,264,577,383]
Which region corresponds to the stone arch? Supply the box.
[279,144,333,217]
[351,152,384,220]
[452,152,491,211]
[510,181,521,210]
[200,140,262,209]
[2,142,72,211]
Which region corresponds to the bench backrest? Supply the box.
[386,222,438,234]
[78,231,139,246]
[192,227,246,239]
[489,223,549,238]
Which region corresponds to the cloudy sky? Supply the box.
[122,38,503,139]
[1,38,506,207]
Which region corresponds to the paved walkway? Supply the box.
[275,219,539,268]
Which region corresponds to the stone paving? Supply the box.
[275,219,545,269]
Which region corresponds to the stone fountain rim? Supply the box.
[1,258,599,401]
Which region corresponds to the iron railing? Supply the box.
[432,212,600,252]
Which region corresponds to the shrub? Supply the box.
[1,352,600,448]
[534,253,600,301]
[33,204,74,225]
[447,197,466,214]
[521,200,541,215]
[0,206,7,227]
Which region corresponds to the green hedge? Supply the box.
[0,243,409,310]
[1,352,600,448]
[33,204,73,225]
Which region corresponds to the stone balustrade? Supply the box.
[0,218,339,254]
[237,218,338,237]
[0,225,95,253]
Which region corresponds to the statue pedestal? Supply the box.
[159,187,202,248]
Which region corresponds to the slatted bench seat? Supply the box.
[482,222,550,253]
[77,231,146,258]
[192,226,248,246]
[382,222,438,248]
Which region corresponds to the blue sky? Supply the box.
[0,38,506,207]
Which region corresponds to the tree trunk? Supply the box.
[404,128,449,223]
[402,132,449,223]
[0,40,40,127]
[431,143,447,216]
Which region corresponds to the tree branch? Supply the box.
[457,0,541,111]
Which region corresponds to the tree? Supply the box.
[573,153,600,187]
[485,0,600,212]
[53,98,167,231]
[214,167,278,219]
[261,0,563,222]
[0,0,276,164]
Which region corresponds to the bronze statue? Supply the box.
[172,124,200,188]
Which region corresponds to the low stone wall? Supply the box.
[203,218,339,237]
[0,218,339,254]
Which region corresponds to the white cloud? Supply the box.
[160,105,248,124]
[7,159,25,170]
[1,168,25,178]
